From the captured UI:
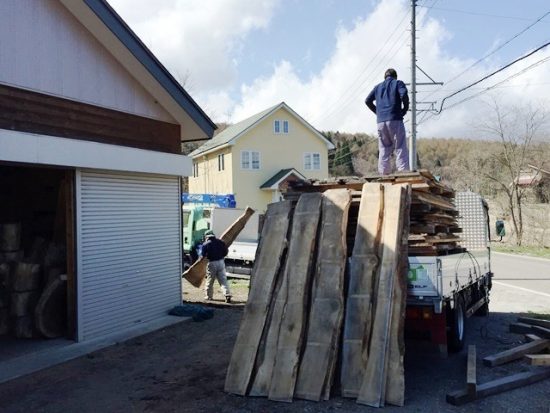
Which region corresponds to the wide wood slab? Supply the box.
[295,189,351,401]
[224,202,292,395]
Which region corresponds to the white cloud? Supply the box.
[108,0,280,93]
[110,0,550,138]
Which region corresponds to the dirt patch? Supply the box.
[0,307,548,413]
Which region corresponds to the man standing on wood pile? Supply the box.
[202,230,232,303]
[365,68,410,175]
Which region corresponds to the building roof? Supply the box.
[189,102,335,157]
[61,0,216,140]
[260,168,306,190]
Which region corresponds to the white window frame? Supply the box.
[218,153,225,171]
[241,150,261,170]
[304,152,321,171]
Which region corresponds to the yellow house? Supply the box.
[188,102,334,213]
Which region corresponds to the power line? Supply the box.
[418,55,550,125]
[417,5,535,21]
[433,40,550,114]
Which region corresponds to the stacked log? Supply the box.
[10,262,41,338]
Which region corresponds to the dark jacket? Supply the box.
[365,76,409,123]
[201,237,228,261]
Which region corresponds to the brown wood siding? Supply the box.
[0,84,181,154]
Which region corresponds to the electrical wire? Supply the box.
[417,5,535,21]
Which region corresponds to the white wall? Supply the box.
[0,0,174,123]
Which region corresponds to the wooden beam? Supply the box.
[224,201,292,396]
[517,317,550,329]
[446,369,550,406]
[467,345,477,397]
[525,354,550,366]
[525,334,542,342]
[482,339,550,367]
[532,325,550,339]
[509,322,535,335]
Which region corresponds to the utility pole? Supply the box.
[410,0,417,170]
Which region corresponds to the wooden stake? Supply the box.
[483,339,550,367]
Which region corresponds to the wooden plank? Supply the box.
[510,322,535,335]
[412,192,457,212]
[183,207,255,287]
[518,317,550,329]
[467,345,477,397]
[525,334,542,342]
[446,369,550,406]
[268,193,323,403]
[357,184,408,408]
[294,189,351,401]
[525,354,550,366]
[224,201,293,395]
[533,325,550,339]
[340,183,384,398]
[0,84,181,154]
[385,184,411,407]
[482,339,550,367]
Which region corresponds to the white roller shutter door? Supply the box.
[76,170,181,341]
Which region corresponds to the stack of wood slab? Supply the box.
[286,170,463,257]
[225,183,411,407]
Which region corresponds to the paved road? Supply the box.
[490,252,550,314]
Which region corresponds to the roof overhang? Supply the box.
[60,0,216,142]
[260,168,307,190]
[0,129,192,176]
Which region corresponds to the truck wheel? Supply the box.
[448,296,466,353]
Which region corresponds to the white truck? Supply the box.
[406,191,492,354]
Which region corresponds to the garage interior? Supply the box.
[0,164,75,361]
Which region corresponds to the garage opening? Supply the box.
[0,164,76,361]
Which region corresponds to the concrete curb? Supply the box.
[492,251,550,263]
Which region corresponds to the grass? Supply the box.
[521,311,550,321]
[491,244,550,259]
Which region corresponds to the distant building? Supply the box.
[188,102,335,212]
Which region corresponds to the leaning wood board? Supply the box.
[294,189,351,401]
[224,201,292,395]
[340,183,384,398]
[384,184,411,406]
[183,207,255,287]
[357,184,408,407]
[268,193,323,402]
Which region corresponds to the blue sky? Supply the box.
[109,0,550,138]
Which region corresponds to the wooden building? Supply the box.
[0,0,215,345]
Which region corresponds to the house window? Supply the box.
[241,151,260,170]
[193,162,199,177]
[274,120,289,134]
[304,153,321,170]
[218,154,225,171]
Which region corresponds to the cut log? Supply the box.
[224,201,293,396]
[482,339,550,367]
[11,263,41,292]
[0,262,10,288]
[446,369,550,406]
[0,222,21,252]
[10,291,40,317]
[357,184,408,408]
[294,189,351,401]
[268,193,323,403]
[385,184,411,407]
[525,354,550,366]
[35,276,68,338]
[28,237,48,263]
[341,183,384,398]
[517,317,550,329]
[183,207,255,288]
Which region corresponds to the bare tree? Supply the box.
[477,100,548,245]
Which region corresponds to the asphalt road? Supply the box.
[490,252,550,314]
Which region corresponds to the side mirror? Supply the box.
[495,220,506,240]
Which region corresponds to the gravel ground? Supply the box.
[0,282,548,413]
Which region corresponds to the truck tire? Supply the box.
[448,295,466,353]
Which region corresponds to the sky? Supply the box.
[108,0,550,139]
